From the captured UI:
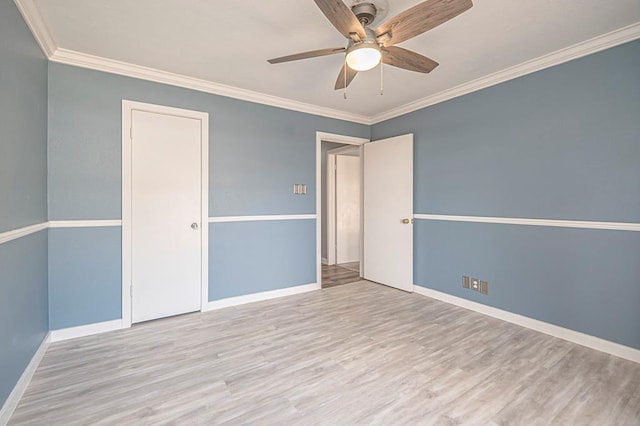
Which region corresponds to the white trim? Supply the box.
[121,100,209,328]
[316,132,369,146]
[0,332,50,425]
[13,1,640,126]
[413,214,640,232]
[370,23,640,124]
[327,145,360,156]
[203,283,320,311]
[413,285,640,364]
[208,214,316,223]
[48,219,122,228]
[321,257,328,265]
[13,0,56,57]
[0,222,48,245]
[50,320,122,342]
[316,132,369,285]
[200,109,210,314]
[49,48,371,125]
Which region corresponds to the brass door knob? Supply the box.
[402,218,412,224]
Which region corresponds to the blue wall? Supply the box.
[47,63,369,327]
[0,4,48,232]
[210,220,316,299]
[0,233,49,406]
[48,227,121,330]
[373,40,640,349]
[48,64,369,220]
[0,0,49,407]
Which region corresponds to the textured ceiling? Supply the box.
[33,0,640,117]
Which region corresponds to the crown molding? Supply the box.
[49,48,372,125]
[13,0,640,126]
[370,22,640,124]
[13,0,56,57]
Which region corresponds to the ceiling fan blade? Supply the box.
[268,47,346,64]
[314,0,367,40]
[334,64,358,90]
[376,0,473,46]
[382,46,439,73]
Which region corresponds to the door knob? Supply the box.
[402,218,413,224]
[191,222,199,230]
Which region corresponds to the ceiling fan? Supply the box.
[267,0,473,90]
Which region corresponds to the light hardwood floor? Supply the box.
[10,281,640,425]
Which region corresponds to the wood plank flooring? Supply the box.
[10,281,640,425]
[321,262,360,288]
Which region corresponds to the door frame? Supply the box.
[316,132,368,285]
[121,100,209,328]
[326,145,361,266]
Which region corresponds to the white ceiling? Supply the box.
[32,0,640,118]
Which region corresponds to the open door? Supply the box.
[363,134,413,292]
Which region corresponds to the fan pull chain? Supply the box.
[343,59,348,100]
[380,62,384,96]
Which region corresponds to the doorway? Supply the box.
[323,145,361,288]
[316,133,367,289]
[316,131,414,293]
[122,101,209,327]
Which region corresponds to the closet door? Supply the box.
[130,109,202,323]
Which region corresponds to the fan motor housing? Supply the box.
[352,2,377,26]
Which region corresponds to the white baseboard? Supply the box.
[321,257,328,265]
[203,283,320,311]
[413,285,640,364]
[0,332,51,425]
[50,319,123,342]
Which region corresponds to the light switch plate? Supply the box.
[293,184,307,195]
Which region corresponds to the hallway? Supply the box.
[321,262,360,288]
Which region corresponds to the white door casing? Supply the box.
[363,134,414,292]
[336,155,360,264]
[122,101,209,327]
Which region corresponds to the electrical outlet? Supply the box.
[462,276,470,289]
[480,281,489,295]
[471,278,480,291]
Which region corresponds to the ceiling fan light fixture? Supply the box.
[346,43,381,71]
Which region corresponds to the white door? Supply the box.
[363,134,413,292]
[336,155,360,264]
[131,110,202,323]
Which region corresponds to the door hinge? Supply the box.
[130,284,133,298]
